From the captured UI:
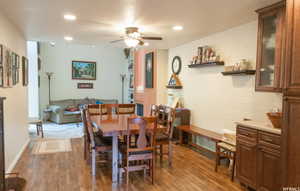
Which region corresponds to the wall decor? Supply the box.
[172,56,182,75]
[22,56,28,86]
[0,45,3,87]
[72,61,96,80]
[145,52,154,88]
[38,58,41,71]
[129,74,134,88]
[188,46,224,68]
[3,47,12,88]
[77,83,93,89]
[12,53,19,86]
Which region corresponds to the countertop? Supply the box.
[236,120,281,135]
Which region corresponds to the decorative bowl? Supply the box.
[267,112,282,129]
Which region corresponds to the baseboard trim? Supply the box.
[6,138,30,173]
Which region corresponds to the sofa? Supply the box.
[48,98,118,124]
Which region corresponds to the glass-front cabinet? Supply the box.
[255,1,285,92]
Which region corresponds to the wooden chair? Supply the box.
[215,133,236,181]
[85,108,113,176]
[151,105,175,166]
[28,118,44,138]
[121,116,157,185]
[87,104,101,116]
[150,104,158,116]
[117,104,136,115]
[80,107,89,161]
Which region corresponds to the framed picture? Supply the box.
[145,52,154,88]
[3,48,12,88]
[22,56,28,86]
[72,61,96,80]
[38,58,41,71]
[77,83,93,89]
[12,53,19,85]
[0,45,3,87]
[129,74,133,88]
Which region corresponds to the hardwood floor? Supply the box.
[13,138,244,191]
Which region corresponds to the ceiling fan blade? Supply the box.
[110,39,124,43]
[142,36,163,40]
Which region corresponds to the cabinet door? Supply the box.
[257,146,281,191]
[236,140,257,189]
[255,2,285,92]
[284,0,300,96]
[281,97,300,187]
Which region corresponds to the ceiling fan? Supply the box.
[110,27,163,47]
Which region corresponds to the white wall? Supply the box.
[39,42,128,111]
[27,41,39,118]
[0,12,29,171]
[168,21,282,133]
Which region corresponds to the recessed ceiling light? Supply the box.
[144,42,149,46]
[64,14,77,21]
[173,25,183,31]
[64,36,73,41]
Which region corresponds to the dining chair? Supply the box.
[99,104,119,116]
[120,116,157,185]
[80,107,90,161]
[87,104,101,116]
[84,108,113,176]
[150,104,159,116]
[117,104,136,115]
[215,133,236,181]
[151,105,175,166]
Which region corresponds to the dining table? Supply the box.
[90,114,166,183]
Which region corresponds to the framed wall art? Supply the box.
[72,61,96,80]
[22,56,28,86]
[145,52,154,88]
[0,45,3,87]
[3,47,12,88]
[77,83,93,89]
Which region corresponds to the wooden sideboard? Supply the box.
[236,124,281,191]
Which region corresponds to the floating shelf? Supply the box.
[221,70,256,76]
[188,61,225,68]
[166,85,183,89]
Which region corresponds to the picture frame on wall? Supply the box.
[3,48,12,88]
[77,83,93,89]
[72,61,96,80]
[0,45,3,87]
[129,74,133,88]
[145,52,154,88]
[22,56,28,86]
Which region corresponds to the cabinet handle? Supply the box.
[263,137,273,143]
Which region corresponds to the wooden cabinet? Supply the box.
[236,125,281,191]
[236,139,257,188]
[255,1,286,92]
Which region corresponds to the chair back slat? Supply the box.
[100,104,118,115]
[127,116,157,150]
[117,104,136,115]
[87,104,101,116]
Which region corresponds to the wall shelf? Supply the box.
[188,61,224,68]
[221,70,256,76]
[166,85,183,89]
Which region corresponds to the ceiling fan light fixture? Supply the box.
[124,38,139,47]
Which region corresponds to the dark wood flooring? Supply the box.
[13,138,244,191]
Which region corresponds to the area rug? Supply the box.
[28,122,83,139]
[32,139,72,155]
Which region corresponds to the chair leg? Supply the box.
[40,123,44,138]
[231,154,236,181]
[215,146,220,172]
[168,141,173,167]
[36,124,39,136]
[126,159,129,185]
[151,157,155,184]
[92,149,96,176]
[159,145,163,162]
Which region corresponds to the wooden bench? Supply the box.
[177,125,223,156]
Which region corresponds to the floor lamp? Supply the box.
[45,72,54,104]
[120,74,126,104]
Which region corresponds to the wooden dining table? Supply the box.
[90,114,166,183]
